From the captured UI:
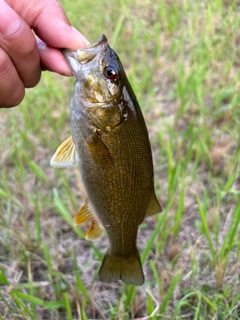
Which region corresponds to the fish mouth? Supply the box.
[63,34,108,69]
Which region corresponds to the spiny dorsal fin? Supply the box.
[74,198,104,240]
[145,190,163,218]
[50,136,78,168]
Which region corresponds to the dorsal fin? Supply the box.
[145,190,162,218]
[50,136,78,168]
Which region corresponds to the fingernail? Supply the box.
[0,1,22,36]
[0,18,21,36]
[71,27,90,46]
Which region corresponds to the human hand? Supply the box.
[0,0,89,108]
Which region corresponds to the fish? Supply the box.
[50,34,162,285]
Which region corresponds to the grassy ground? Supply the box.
[1,0,240,319]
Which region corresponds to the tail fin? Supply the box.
[98,250,144,285]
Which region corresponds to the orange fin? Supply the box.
[99,250,144,285]
[74,198,104,241]
[86,219,104,240]
[74,198,93,226]
[50,136,78,168]
[145,190,163,218]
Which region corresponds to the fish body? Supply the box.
[51,35,162,285]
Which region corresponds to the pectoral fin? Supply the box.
[86,131,113,167]
[145,190,163,218]
[50,136,78,168]
[74,198,104,240]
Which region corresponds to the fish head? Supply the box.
[63,34,124,105]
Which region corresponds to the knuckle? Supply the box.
[0,49,25,108]
[0,87,25,108]
[0,43,41,91]
[1,19,37,59]
[24,69,41,88]
[19,35,37,58]
[10,88,25,107]
[0,90,25,108]
[0,48,12,76]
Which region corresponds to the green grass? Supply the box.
[1,0,240,319]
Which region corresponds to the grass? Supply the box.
[1,0,240,318]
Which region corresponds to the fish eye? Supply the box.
[104,65,117,80]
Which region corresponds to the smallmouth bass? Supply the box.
[51,34,162,285]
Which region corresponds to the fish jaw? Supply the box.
[62,34,108,78]
[62,50,80,78]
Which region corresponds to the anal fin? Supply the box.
[74,198,93,225]
[86,220,104,240]
[74,198,104,241]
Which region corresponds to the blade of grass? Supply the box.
[10,290,65,310]
[197,197,215,258]
[9,293,35,318]
[0,267,9,286]
[158,272,181,317]
[142,196,174,265]
[63,292,73,320]
[219,198,240,262]
[110,14,125,47]
[73,250,89,299]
